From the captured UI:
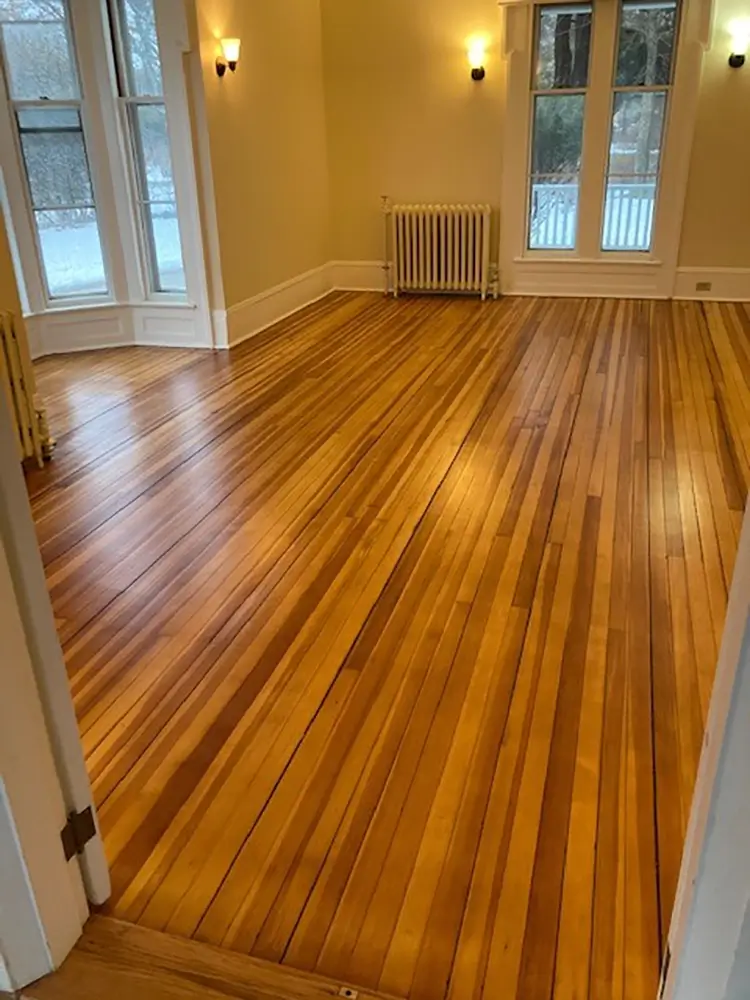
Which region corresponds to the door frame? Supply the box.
[0,391,109,991]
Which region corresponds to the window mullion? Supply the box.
[577,0,618,259]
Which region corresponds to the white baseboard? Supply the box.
[502,258,669,299]
[134,304,213,349]
[673,268,750,302]
[26,305,133,359]
[330,260,385,292]
[26,302,214,358]
[211,309,229,349]
[226,264,332,348]
[30,260,750,361]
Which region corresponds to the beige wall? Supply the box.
[0,215,21,315]
[679,0,750,269]
[321,0,504,263]
[194,0,330,310]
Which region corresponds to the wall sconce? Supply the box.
[468,39,486,81]
[216,38,241,78]
[728,19,750,67]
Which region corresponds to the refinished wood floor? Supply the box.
[28,293,750,1000]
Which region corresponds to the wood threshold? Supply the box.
[24,916,393,1000]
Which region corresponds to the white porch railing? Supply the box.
[529,181,657,252]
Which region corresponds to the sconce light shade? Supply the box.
[216,37,241,77]
[467,39,487,81]
[729,18,750,67]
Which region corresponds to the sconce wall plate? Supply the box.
[729,52,746,68]
[471,66,486,81]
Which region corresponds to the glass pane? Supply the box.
[0,20,78,98]
[607,91,666,177]
[17,106,78,128]
[0,1,65,20]
[133,104,176,202]
[145,202,185,292]
[615,0,678,86]
[531,93,585,175]
[118,0,163,96]
[19,111,93,208]
[529,178,579,250]
[602,91,665,251]
[35,208,107,297]
[534,4,592,89]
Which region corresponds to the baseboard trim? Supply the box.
[28,261,750,360]
[27,302,214,358]
[502,259,669,299]
[226,264,332,348]
[673,267,750,302]
[330,260,385,292]
[26,305,134,359]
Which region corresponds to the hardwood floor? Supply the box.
[27,293,750,1000]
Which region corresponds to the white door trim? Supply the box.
[0,397,92,989]
[0,384,110,921]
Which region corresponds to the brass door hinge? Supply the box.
[61,806,96,861]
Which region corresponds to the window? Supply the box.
[109,0,186,294]
[525,0,680,256]
[528,4,592,250]
[602,0,678,251]
[0,0,108,299]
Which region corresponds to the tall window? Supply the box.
[526,0,679,255]
[602,0,678,250]
[529,4,592,250]
[109,0,186,294]
[0,0,108,299]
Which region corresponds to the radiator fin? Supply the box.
[0,310,51,467]
[391,204,492,299]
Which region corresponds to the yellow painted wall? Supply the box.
[0,215,22,315]
[679,0,750,268]
[320,0,504,263]
[194,0,330,310]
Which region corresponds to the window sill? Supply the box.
[514,255,664,267]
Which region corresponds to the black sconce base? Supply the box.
[729,52,746,68]
[471,67,486,81]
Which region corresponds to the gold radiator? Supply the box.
[389,203,494,300]
[0,310,52,467]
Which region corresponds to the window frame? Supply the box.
[523,0,682,262]
[498,0,710,302]
[599,0,682,254]
[525,2,594,256]
[0,1,113,308]
[106,0,187,300]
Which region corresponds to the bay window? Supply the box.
[0,0,209,348]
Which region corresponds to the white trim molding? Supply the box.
[502,257,669,298]
[673,268,750,302]
[26,303,214,358]
[224,265,332,348]
[330,260,386,293]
